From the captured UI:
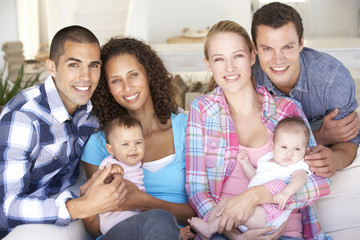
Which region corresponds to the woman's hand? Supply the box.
[216,186,273,233]
[216,194,256,233]
[113,179,146,211]
[239,222,286,240]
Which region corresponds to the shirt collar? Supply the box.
[44,75,93,123]
[293,51,309,94]
[256,85,277,120]
[260,75,281,96]
[206,86,229,111]
[256,52,309,96]
[206,85,277,120]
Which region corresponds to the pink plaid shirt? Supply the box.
[185,86,331,239]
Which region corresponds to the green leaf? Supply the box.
[0,64,42,105]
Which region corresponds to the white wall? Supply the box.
[128,0,252,44]
[308,0,360,37]
[43,0,77,44]
[0,0,19,71]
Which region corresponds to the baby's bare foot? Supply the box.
[188,217,214,240]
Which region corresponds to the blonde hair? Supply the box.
[204,20,256,92]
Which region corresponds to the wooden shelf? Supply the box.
[167,36,205,44]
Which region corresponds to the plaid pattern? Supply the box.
[263,179,288,222]
[263,203,283,223]
[185,86,331,239]
[0,76,99,236]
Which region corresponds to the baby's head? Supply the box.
[104,115,145,166]
[272,117,310,167]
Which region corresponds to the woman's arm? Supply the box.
[84,162,196,226]
[216,185,275,233]
[142,197,196,226]
[185,98,218,220]
[114,179,196,226]
[287,174,331,209]
[83,161,99,179]
[83,214,101,237]
[207,186,287,239]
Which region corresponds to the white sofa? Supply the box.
[315,149,360,240]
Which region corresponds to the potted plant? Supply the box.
[0,64,41,113]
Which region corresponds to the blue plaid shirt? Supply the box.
[0,75,99,236]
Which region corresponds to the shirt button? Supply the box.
[53,156,58,160]
[211,142,216,148]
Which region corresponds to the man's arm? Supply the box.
[313,108,359,146]
[308,61,360,176]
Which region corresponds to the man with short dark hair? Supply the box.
[252,1,359,178]
[0,25,126,237]
[251,2,360,238]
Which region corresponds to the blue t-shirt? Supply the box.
[253,47,360,146]
[81,113,189,204]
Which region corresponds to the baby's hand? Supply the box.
[110,164,124,176]
[237,150,249,165]
[274,190,292,210]
[104,164,124,184]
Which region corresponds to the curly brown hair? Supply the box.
[91,37,178,129]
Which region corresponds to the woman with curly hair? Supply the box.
[81,37,196,239]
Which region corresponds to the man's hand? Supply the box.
[305,145,335,178]
[314,108,359,146]
[68,162,127,219]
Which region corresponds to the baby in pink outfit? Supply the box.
[98,115,145,235]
